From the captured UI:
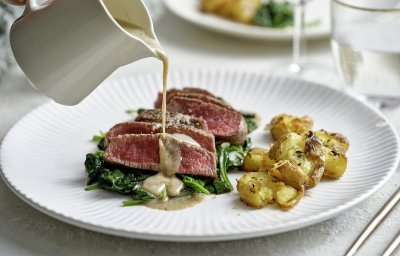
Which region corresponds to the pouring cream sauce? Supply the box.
[116,19,203,210]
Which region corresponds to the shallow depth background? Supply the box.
[0,2,399,255]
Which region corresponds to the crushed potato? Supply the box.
[243,147,274,172]
[237,113,349,210]
[267,114,313,141]
[269,132,325,187]
[269,160,308,190]
[322,147,347,179]
[315,129,349,154]
[236,171,303,209]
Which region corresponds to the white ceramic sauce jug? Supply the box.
[10,0,160,105]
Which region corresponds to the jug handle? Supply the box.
[23,0,38,15]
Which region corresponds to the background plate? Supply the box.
[163,0,330,40]
[1,70,399,242]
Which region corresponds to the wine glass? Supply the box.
[272,0,335,84]
[288,0,308,74]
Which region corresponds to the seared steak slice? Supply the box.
[105,122,160,147]
[154,88,179,108]
[105,134,217,179]
[155,91,233,110]
[154,88,217,107]
[135,109,208,131]
[105,121,216,154]
[167,96,248,145]
[182,87,216,97]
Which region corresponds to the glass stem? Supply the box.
[289,0,306,74]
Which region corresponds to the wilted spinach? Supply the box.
[214,138,252,192]
[99,169,139,195]
[181,175,211,195]
[211,179,232,194]
[122,188,156,206]
[84,150,150,195]
[254,1,293,28]
[84,150,105,185]
[92,131,106,150]
[242,112,258,133]
[132,188,156,201]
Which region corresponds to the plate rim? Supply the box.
[1,70,399,242]
[163,0,330,41]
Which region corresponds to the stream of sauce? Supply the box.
[116,19,202,210]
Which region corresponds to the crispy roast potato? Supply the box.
[243,147,275,172]
[267,114,314,141]
[237,172,273,208]
[236,171,303,209]
[268,160,307,190]
[269,132,325,187]
[315,129,349,154]
[322,147,348,179]
[238,113,350,211]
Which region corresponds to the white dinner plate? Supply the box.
[1,70,399,242]
[163,0,330,40]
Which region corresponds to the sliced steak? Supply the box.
[154,88,217,108]
[135,109,208,131]
[105,121,216,154]
[167,96,248,145]
[105,122,160,147]
[182,87,216,97]
[155,91,233,110]
[154,88,179,108]
[105,134,217,179]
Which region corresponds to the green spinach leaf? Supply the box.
[122,188,156,206]
[242,112,258,133]
[98,169,151,195]
[132,188,156,201]
[92,131,106,150]
[181,175,211,195]
[84,150,105,185]
[254,1,293,28]
[215,138,252,192]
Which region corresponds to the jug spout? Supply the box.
[101,0,162,61]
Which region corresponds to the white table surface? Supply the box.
[1,6,400,256]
